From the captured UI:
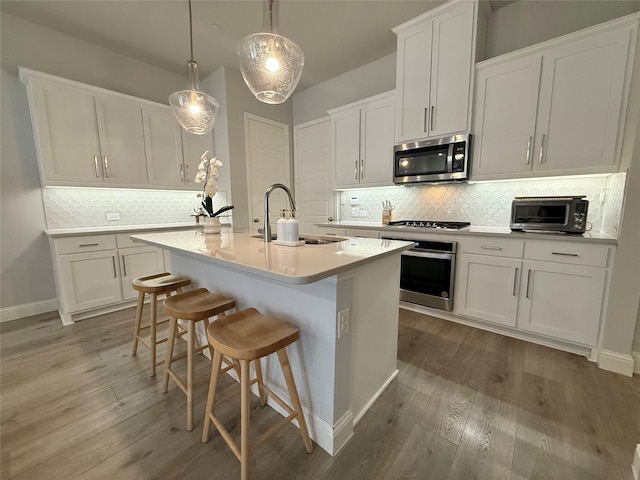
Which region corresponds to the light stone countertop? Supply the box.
[318,221,618,245]
[45,222,208,237]
[131,229,414,285]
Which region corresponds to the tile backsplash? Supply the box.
[338,173,626,236]
[42,187,230,229]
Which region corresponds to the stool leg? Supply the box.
[149,293,158,377]
[187,320,195,431]
[131,291,145,356]
[276,349,313,453]
[163,316,178,394]
[202,350,223,443]
[240,359,251,480]
[253,359,267,406]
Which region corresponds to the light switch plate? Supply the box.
[358,210,367,217]
[106,212,120,221]
[350,207,359,217]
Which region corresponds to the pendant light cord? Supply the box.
[188,0,194,62]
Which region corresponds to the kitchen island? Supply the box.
[131,229,413,455]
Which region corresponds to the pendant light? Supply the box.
[236,0,304,104]
[169,0,220,135]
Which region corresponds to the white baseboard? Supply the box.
[633,352,640,375]
[353,369,399,426]
[597,349,635,377]
[0,298,57,323]
[632,444,640,480]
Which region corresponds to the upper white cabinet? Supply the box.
[20,68,212,190]
[393,0,482,143]
[330,91,395,189]
[472,16,638,180]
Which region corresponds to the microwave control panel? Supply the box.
[452,142,466,172]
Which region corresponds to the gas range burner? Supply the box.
[388,220,471,230]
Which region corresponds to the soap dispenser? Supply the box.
[286,209,299,242]
[277,209,287,241]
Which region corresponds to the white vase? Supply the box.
[203,217,221,234]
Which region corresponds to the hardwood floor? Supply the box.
[1,305,639,479]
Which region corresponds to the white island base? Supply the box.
[132,231,410,456]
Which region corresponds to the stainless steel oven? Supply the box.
[382,235,457,311]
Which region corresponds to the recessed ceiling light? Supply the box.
[210,23,221,31]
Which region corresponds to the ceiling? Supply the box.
[1,0,514,92]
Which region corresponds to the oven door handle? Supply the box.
[402,251,454,261]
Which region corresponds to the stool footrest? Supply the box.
[209,413,241,461]
[165,369,209,395]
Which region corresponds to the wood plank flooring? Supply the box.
[1,305,639,479]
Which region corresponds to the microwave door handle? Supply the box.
[447,143,454,173]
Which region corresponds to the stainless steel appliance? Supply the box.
[383,221,467,311]
[394,134,471,184]
[510,196,589,233]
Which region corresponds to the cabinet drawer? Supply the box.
[116,233,148,249]
[524,242,610,267]
[344,229,379,238]
[57,235,117,254]
[460,237,524,258]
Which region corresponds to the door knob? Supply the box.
[253,218,260,223]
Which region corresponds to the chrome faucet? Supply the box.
[263,183,296,242]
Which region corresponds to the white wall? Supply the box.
[0,12,185,310]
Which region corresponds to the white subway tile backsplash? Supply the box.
[338,173,625,235]
[43,187,230,229]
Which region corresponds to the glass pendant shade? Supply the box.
[236,0,304,104]
[170,61,219,135]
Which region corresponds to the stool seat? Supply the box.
[163,288,236,321]
[206,308,299,360]
[130,272,191,377]
[132,272,191,294]
[162,287,236,431]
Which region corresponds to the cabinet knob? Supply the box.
[328,217,334,222]
[253,218,260,223]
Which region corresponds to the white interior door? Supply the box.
[245,114,291,236]
[294,117,333,234]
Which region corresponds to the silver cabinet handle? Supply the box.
[122,255,127,276]
[179,164,184,182]
[112,256,117,278]
[430,106,435,131]
[79,243,99,247]
[526,136,532,165]
[360,159,364,179]
[355,160,358,180]
[423,107,428,133]
[93,155,100,177]
[481,245,502,251]
[525,269,532,298]
[513,267,519,296]
[103,156,110,178]
[538,134,546,164]
[185,164,190,183]
[552,252,579,257]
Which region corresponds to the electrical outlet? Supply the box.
[337,308,350,338]
[350,207,359,217]
[106,212,120,221]
[358,210,367,217]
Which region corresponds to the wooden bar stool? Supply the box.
[131,272,191,376]
[162,288,236,431]
[202,308,313,480]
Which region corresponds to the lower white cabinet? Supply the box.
[51,232,166,324]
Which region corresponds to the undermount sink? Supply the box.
[251,234,346,244]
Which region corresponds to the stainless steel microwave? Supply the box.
[393,134,471,184]
[510,196,589,233]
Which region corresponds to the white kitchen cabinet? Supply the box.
[393,0,478,143]
[472,16,638,180]
[119,245,165,300]
[144,106,185,187]
[330,91,395,189]
[57,249,122,312]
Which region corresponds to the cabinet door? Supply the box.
[58,250,122,312]
[144,106,185,187]
[534,26,633,173]
[95,96,148,185]
[517,260,605,345]
[181,130,214,188]
[332,108,361,188]
[429,1,474,137]
[28,79,103,184]
[472,56,542,179]
[360,96,395,186]
[395,20,432,143]
[120,246,165,301]
[455,254,521,327]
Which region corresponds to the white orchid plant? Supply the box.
[194,150,224,217]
